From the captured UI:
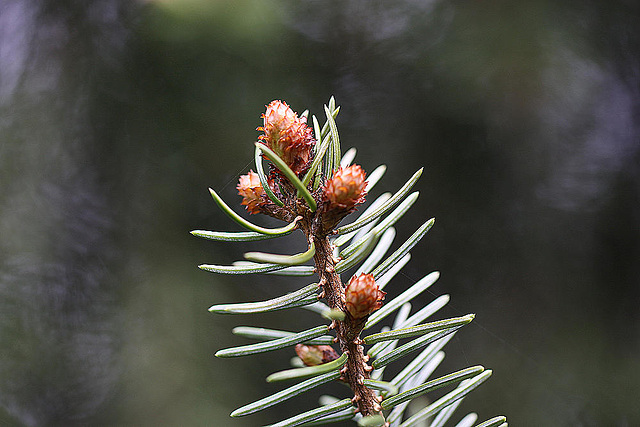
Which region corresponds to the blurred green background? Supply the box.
[1,0,639,426]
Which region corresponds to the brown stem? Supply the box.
[309,234,382,417]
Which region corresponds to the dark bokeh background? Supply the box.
[1,1,639,426]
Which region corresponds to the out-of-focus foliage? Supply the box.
[0,0,638,426]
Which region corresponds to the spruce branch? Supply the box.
[194,98,507,425]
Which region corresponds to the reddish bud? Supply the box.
[237,171,266,214]
[295,344,339,366]
[324,165,367,209]
[344,273,385,319]
[257,100,315,176]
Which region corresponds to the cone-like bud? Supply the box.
[295,344,340,366]
[237,171,266,214]
[324,165,367,209]
[257,100,315,176]
[344,273,385,319]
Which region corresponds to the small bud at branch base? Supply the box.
[295,344,340,366]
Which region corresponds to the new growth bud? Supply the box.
[237,170,266,214]
[344,273,386,319]
[295,344,340,366]
[257,100,315,176]
[325,165,367,209]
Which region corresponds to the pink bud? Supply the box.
[344,273,385,319]
[257,100,315,176]
[324,165,367,209]
[236,171,266,214]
